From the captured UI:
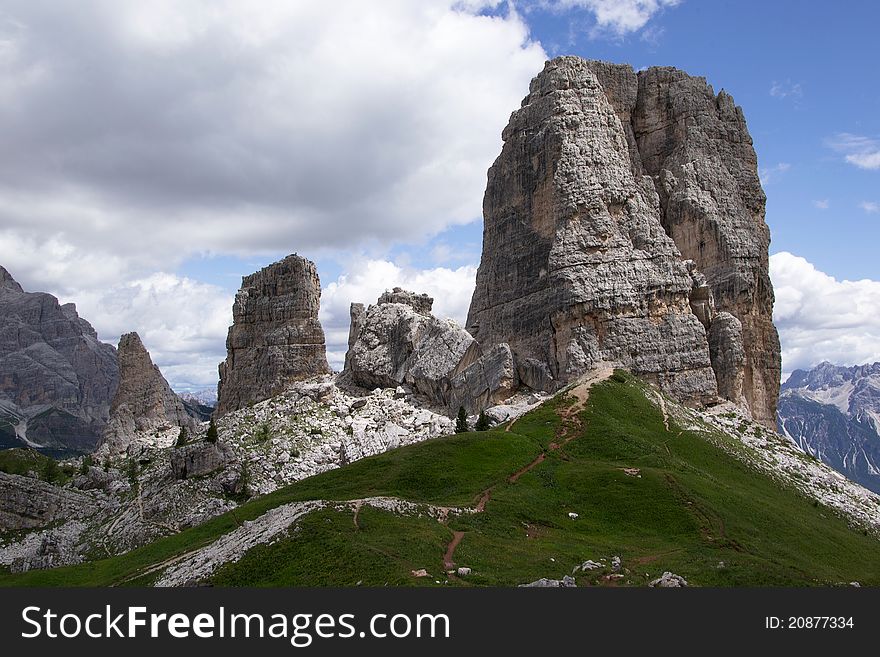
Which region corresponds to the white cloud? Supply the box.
[67,274,234,392]
[549,0,681,36]
[860,201,879,213]
[769,80,802,100]
[0,2,543,391]
[758,162,790,185]
[813,199,830,210]
[320,259,478,369]
[826,133,880,170]
[0,1,546,292]
[771,252,880,375]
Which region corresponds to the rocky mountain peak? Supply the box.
[0,270,119,452]
[779,361,880,494]
[377,288,434,315]
[216,254,331,416]
[0,266,24,295]
[466,56,780,427]
[98,331,197,455]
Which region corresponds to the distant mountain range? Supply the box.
[178,392,216,423]
[778,362,880,493]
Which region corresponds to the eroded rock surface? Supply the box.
[632,64,781,426]
[170,441,233,480]
[0,266,119,452]
[98,332,197,456]
[345,290,514,412]
[0,471,105,531]
[217,254,331,416]
[467,57,718,407]
[467,57,780,424]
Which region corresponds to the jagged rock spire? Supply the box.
[216,254,331,416]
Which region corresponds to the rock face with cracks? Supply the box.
[466,57,780,426]
[216,254,331,417]
[345,290,516,413]
[0,266,119,452]
[98,332,198,456]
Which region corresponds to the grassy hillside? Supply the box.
[4,371,880,587]
[0,447,76,484]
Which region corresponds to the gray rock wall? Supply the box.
[216,254,331,416]
[99,332,197,455]
[344,290,515,413]
[632,65,781,427]
[0,266,119,451]
[467,57,781,424]
[466,57,718,407]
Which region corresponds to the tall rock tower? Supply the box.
[631,65,781,427]
[467,57,781,426]
[99,332,197,455]
[216,254,331,416]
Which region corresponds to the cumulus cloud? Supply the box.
[68,274,234,392]
[813,199,830,210]
[320,259,477,369]
[770,252,880,375]
[826,133,880,170]
[0,1,546,390]
[550,0,681,36]
[758,162,790,185]
[0,0,545,292]
[860,201,879,214]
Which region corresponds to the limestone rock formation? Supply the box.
[632,65,781,427]
[0,266,119,452]
[708,312,746,406]
[344,289,517,412]
[467,57,717,407]
[448,343,517,413]
[377,287,434,315]
[345,290,475,397]
[98,332,197,455]
[467,57,780,425]
[0,471,104,531]
[343,303,365,371]
[170,441,233,480]
[216,254,331,416]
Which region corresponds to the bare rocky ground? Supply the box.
[0,373,546,573]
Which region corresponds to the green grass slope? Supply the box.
[4,371,880,587]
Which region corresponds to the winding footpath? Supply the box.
[441,368,614,571]
[152,369,614,586]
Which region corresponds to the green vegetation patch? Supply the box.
[5,371,880,588]
[212,506,450,587]
[0,448,74,485]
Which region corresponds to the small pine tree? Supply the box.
[239,460,251,498]
[455,406,469,433]
[176,426,188,447]
[254,422,271,442]
[79,455,93,475]
[41,457,59,484]
[125,458,139,487]
[205,418,218,443]
[475,410,490,432]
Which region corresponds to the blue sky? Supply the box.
[1,0,878,391]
